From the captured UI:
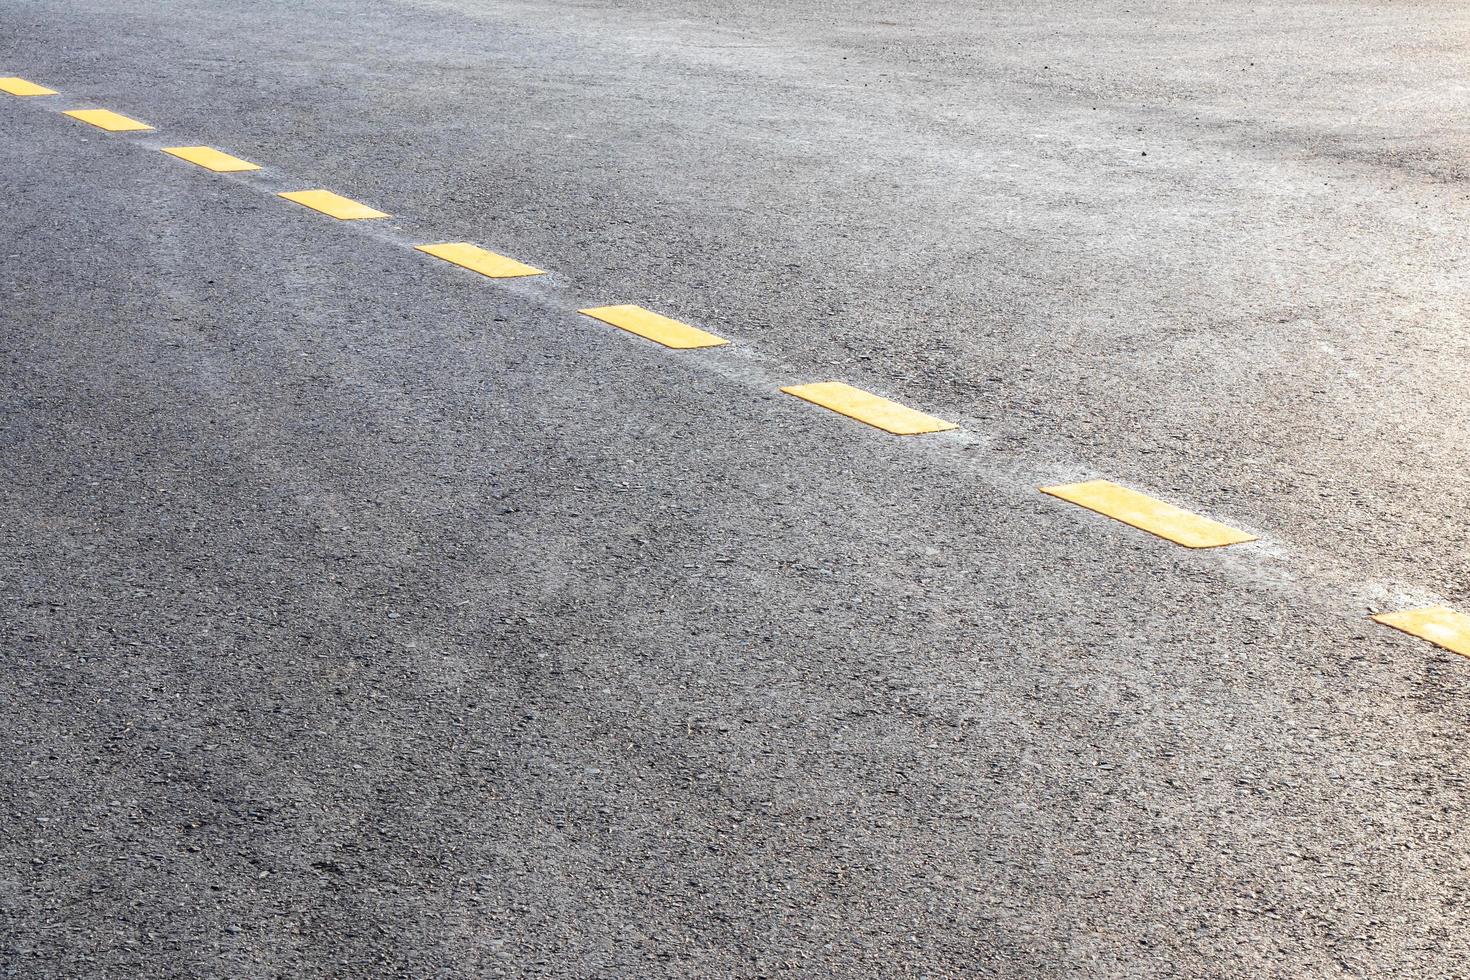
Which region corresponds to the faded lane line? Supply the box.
[781,381,957,436]
[1040,479,1257,549]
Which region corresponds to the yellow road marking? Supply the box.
[278,189,388,220]
[162,145,261,173]
[64,108,153,132]
[578,305,728,349]
[780,381,957,435]
[1373,606,1470,659]
[1040,479,1257,548]
[0,77,57,96]
[416,242,544,279]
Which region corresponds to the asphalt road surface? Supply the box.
[4,1,1470,977]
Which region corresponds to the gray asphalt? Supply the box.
[3,1,1469,977]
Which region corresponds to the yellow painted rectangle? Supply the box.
[64,108,153,132]
[1040,479,1257,548]
[780,381,957,436]
[416,242,544,279]
[0,77,57,96]
[278,189,388,220]
[1373,606,1470,659]
[162,145,261,173]
[578,305,727,349]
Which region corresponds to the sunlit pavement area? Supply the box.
[3,2,1469,976]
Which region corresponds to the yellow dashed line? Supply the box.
[21,71,1470,676]
[579,304,728,349]
[162,145,261,173]
[416,242,544,279]
[780,381,957,436]
[63,108,154,132]
[1040,479,1256,548]
[0,76,57,96]
[1373,606,1470,659]
[277,189,389,220]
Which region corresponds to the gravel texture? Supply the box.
[3,1,1469,977]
